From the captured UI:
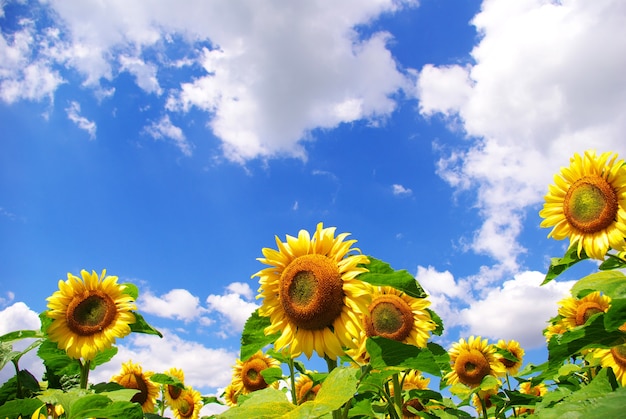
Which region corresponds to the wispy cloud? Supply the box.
[65,101,96,139]
[144,115,193,156]
[392,183,412,196]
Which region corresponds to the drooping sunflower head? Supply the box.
[231,351,281,394]
[495,339,525,375]
[592,343,626,386]
[253,222,371,359]
[444,336,505,388]
[46,269,136,361]
[172,387,203,419]
[557,291,611,330]
[295,373,322,404]
[111,360,159,413]
[223,382,243,407]
[163,367,186,410]
[539,150,626,260]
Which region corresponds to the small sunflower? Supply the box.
[172,387,203,419]
[557,291,611,330]
[472,388,499,415]
[516,382,548,415]
[253,223,371,359]
[231,351,281,394]
[111,360,159,413]
[444,336,505,388]
[295,373,322,404]
[495,339,525,375]
[592,343,626,386]
[46,269,136,360]
[223,382,242,407]
[163,367,186,410]
[544,321,569,343]
[539,150,626,260]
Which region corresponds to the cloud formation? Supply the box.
[65,101,97,139]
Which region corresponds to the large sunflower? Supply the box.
[444,336,505,388]
[495,339,525,376]
[253,223,371,359]
[231,351,281,394]
[172,387,203,419]
[592,343,626,386]
[46,269,136,361]
[539,150,626,260]
[557,291,611,330]
[111,360,159,413]
[163,367,186,410]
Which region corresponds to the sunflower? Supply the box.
[46,269,136,360]
[111,360,159,413]
[543,321,569,343]
[472,388,499,415]
[592,343,626,386]
[444,336,505,388]
[172,387,203,419]
[231,351,281,394]
[557,291,611,330]
[163,367,186,410]
[539,150,626,260]
[389,370,431,418]
[223,382,242,407]
[253,223,371,359]
[516,382,548,415]
[295,373,322,404]
[495,339,525,375]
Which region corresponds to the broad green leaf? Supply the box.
[0,398,45,419]
[0,329,43,343]
[150,372,185,388]
[427,308,444,336]
[570,270,626,299]
[129,312,163,337]
[605,298,626,330]
[37,339,81,388]
[359,257,427,298]
[91,345,118,368]
[203,395,224,405]
[599,253,626,271]
[216,387,294,418]
[97,388,141,403]
[260,366,284,385]
[121,282,140,300]
[240,309,280,361]
[366,337,442,376]
[542,246,587,285]
[71,396,143,419]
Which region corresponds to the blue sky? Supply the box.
[1,0,626,414]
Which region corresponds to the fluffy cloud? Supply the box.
[65,101,97,139]
[416,0,626,272]
[206,283,259,335]
[143,115,193,156]
[139,288,209,323]
[392,184,413,196]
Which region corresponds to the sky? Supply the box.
[1,0,626,414]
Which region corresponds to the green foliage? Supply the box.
[240,309,280,361]
[542,245,587,285]
[129,312,163,337]
[359,257,427,298]
[366,336,445,376]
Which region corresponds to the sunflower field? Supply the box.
[1,149,626,418]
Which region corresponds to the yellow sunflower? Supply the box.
[231,351,281,394]
[253,223,371,359]
[223,382,242,407]
[163,367,186,410]
[389,370,431,418]
[557,291,611,330]
[516,381,548,415]
[172,387,203,419]
[539,150,626,260]
[295,373,322,404]
[472,388,499,415]
[111,360,159,413]
[444,336,505,388]
[46,269,136,360]
[592,343,626,386]
[495,339,525,375]
[544,321,569,343]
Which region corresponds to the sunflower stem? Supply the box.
[391,373,404,419]
[287,357,298,405]
[79,359,91,389]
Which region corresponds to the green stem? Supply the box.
[12,360,22,398]
[480,395,489,419]
[391,373,403,419]
[79,359,91,389]
[287,357,298,405]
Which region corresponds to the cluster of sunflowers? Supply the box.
[0,148,625,418]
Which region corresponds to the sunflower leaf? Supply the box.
[216,387,294,418]
[129,312,163,337]
[542,246,587,285]
[366,336,442,377]
[91,346,118,369]
[150,373,185,389]
[120,282,139,300]
[0,398,45,419]
[359,257,426,298]
[570,270,626,299]
[240,309,280,361]
[260,366,284,385]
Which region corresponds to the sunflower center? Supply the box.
[610,344,626,368]
[178,395,194,418]
[402,399,424,418]
[66,291,117,336]
[241,358,270,392]
[455,350,492,386]
[575,301,604,326]
[563,175,618,233]
[167,384,182,400]
[130,374,149,405]
[280,254,344,330]
[365,295,414,341]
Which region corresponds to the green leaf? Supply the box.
[605,298,626,330]
[359,257,427,298]
[366,337,443,376]
[427,308,444,336]
[0,398,45,419]
[599,253,626,271]
[542,246,587,285]
[0,329,43,343]
[570,270,626,299]
[121,282,140,300]
[150,372,185,388]
[129,312,163,337]
[216,387,294,418]
[37,339,81,387]
[91,345,118,368]
[70,396,144,419]
[260,367,284,385]
[240,309,280,361]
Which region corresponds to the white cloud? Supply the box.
[138,289,209,323]
[225,282,255,300]
[119,55,162,95]
[65,101,97,139]
[416,0,626,273]
[0,302,44,385]
[460,271,575,348]
[392,183,412,196]
[416,265,470,329]
[143,115,193,156]
[206,284,259,335]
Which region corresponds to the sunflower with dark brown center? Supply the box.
[253,223,371,359]
[539,150,626,260]
[592,343,626,387]
[163,367,186,410]
[444,336,505,388]
[231,351,280,394]
[172,387,203,419]
[46,269,136,360]
[557,291,611,330]
[495,339,525,375]
[111,360,159,413]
